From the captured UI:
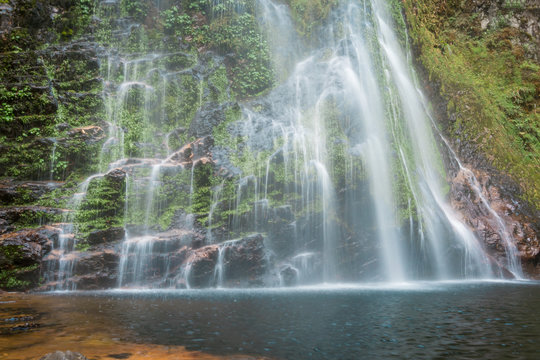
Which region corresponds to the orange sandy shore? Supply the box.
[0,292,273,360]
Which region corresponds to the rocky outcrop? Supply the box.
[474,0,539,60]
[41,249,120,290]
[406,1,540,278]
[0,180,63,205]
[0,226,60,290]
[449,165,540,277]
[181,233,268,288]
[184,244,219,288]
[61,125,105,146]
[167,136,215,168]
[222,234,267,285]
[0,206,67,234]
[87,227,125,245]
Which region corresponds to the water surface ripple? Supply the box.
[2,281,539,359]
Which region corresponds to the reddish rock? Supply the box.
[449,166,540,278]
[186,244,219,288]
[167,136,214,166]
[64,125,105,145]
[223,234,267,285]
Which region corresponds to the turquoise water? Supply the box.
[2,281,540,359]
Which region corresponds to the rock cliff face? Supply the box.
[1,0,539,289]
[405,0,540,277]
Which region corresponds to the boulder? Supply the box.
[0,226,60,290]
[280,265,298,286]
[41,249,120,290]
[186,245,219,288]
[221,233,268,286]
[73,250,120,276]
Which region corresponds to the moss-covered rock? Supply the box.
[0,227,58,290]
[74,169,126,242]
[402,0,540,208]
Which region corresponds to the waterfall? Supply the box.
[221,0,497,281]
[41,0,525,289]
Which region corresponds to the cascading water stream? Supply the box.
[45,173,104,289]
[436,132,524,279]
[43,0,526,290]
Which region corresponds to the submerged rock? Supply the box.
[40,351,88,360]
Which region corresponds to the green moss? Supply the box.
[403,0,540,208]
[285,0,338,38]
[206,12,274,97]
[0,244,39,290]
[75,173,126,240]
[0,264,38,290]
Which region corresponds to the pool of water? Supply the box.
[2,281,540,359]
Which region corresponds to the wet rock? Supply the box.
[107,354,131,360]
[449,166,540,277]
[73,249,120,278]
[40,351,88,360]
[0,226,60,290]
[222,233,268,286]
[62,125,105,146]
[0,179,64,206]
[267,206,296,258]
[87,227,125,245]
[188,102,230,139]
[0,219,14,235]
[186,245,219,288]
[168,136,214,166]
[280,265,298,286]
[72,250,119,287]
[0,231,42,267]
[0,206,66,228]
[105,168,126,182]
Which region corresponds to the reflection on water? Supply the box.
[1,282,540,359]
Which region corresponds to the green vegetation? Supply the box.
[0,244,39,290]
[75,173,126,240]
[285,0,338,38]
[403,0,540,207]
[0,264,38,290]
